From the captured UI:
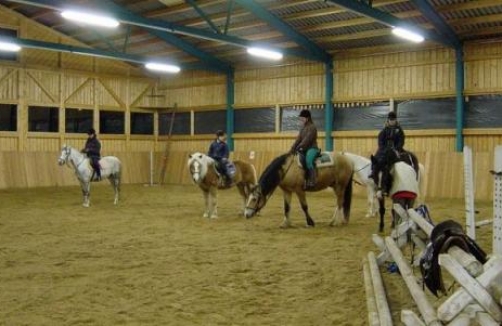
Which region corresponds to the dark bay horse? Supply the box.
[244,152,353,228]
[188,152,257,219]
[371,148,422,232]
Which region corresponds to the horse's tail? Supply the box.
[343,172,353,220]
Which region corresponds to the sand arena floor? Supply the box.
[0,183,493,325]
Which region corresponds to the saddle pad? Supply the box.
[296,152,334,169]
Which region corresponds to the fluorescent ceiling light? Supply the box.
[145,62,181,74]
[0,41,21,52]
[61,10,120,28]
[247,47,283,60]
[392,27,424,43]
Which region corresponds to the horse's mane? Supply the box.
[258,153,290,197]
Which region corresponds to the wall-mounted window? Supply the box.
[0,104,17,131]
[100,110,124,134]
[28,106,59,132]
[0,28,18,62]
[159,111,190,135]
[131,112,153,135]
[65,108,93,133]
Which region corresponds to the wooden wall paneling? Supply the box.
[0,67,19,101]
[0,133,18,150]
[25,70,59,104]
[96,77,126,108]
[64,75,94,106]
[61,52,94,72]
[25,135,60,152]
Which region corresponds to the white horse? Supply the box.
[342,152,379,218]
[58,145,121,207]
[188,152,257,219]
[343,152,426,218]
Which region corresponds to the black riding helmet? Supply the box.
[87,128,96,135]
[299,109,311,119]
[216,130,225,137]
[387,111,397,120]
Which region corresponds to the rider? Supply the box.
[371,111,405,181]
[208,130,231,186]
[82,128,102,181]
[290,109,319,190]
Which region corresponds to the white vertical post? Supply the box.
[493,145,502,256]
[464,145,476,239]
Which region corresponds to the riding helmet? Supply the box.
[87,128,96,135]
[299,109,311,119]
[216,130,225,137]
[387,111,397,120]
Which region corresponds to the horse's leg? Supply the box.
[329,185,345,226]
[202,190,210,218]
[80,181,91,207]
[209,187,218,219]
[236,183,247,216]
[280,191,293,228]
[378,197,385,233]
[296,191,315,228]
[366,186,376,218]
[109,174,120,205]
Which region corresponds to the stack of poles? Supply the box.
[364,203,502,326]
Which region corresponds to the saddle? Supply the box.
[419,220,487,296]
[215,160,236,187]
[295,151,334,169]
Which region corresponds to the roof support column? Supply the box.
[226,69,235,151]
[325,61,334,151]
[455,47,465,152]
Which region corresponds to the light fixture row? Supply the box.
[0,8,426,72]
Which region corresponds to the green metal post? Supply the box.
[455,47,465,152]
[325,61,334,151]
[226,69,235,151]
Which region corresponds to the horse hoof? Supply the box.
[83,203,90,208]
[203,213,209,218]
[210,215,218,219]
[279,223,290,229]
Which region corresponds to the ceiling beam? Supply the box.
[233,0,331,63]
[0,36,219,72]
[6,0,325,63]
[410,0,461,48]
[5,0,232,73]
[324,0,456,48]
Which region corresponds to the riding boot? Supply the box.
[305,169,316,190]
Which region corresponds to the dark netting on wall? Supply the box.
[194,110,225,134]
[465,95,502,128]
[281,105,325,131]
[333,102,390,131]
[397,98,456,129]
[159,111,190,135]
[235,107,275,133]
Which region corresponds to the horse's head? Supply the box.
[58,145,71,166]
[244,185,266,219]
[188,152,209,184]
[370,154,393,198]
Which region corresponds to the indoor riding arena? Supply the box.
[0,1,501,326]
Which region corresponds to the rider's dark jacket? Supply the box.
[208,139,229,161]
[84,137,101,159]
[377,123,405,153]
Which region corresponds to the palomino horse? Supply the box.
[58,145,121,207]
[188,152,257,219]
[244,152,353,228]
[342,152,378,218]
[371,148,423,232]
